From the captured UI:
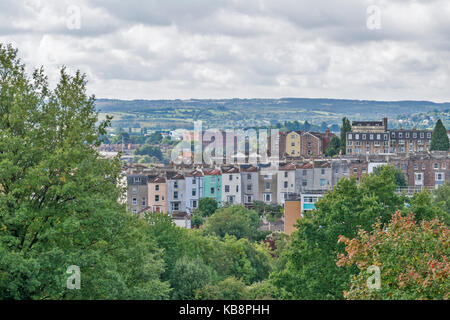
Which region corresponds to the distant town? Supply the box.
[98,117,450,233]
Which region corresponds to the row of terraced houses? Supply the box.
[126,151,450,218]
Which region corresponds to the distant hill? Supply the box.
[95,98,450,131]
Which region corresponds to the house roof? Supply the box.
[185,170,203,177]
[221,166,240,174]
[240,165,258,172]
[167,172,185,180]
[149,176,166,183]
[279,163,296,171]
[296,162,313,169]
[203,168,221,176]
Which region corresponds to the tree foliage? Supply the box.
[337,212,449,300]
[0,44,169,299]
[430,119,449,151]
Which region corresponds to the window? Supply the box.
[229,175,233,181]
[265,194,271,202]
[132,187,137,195]
[284,172,288,178]
[321,168,325,175]
[302,180,307,186]
[210,187,215,194]
[134,177,141,183]
[406,132,410,138]
[132,209,137,214]
[413,132,417,138]
[192,189,196,196]
[320,179,326,186]
[155,195,159,202]
[434,163,439,170]
[192,179,196,185]
[401,164,406,170]
[155,185,159,191]
[247,196,252,203]
[353,168,358,173]
[192,200,197,208]
[225,185,230,193]
[420,133,424,138]
[173,191,178,199]
[236,185,239,192]
[132,198,137,205]
[172,202,179,211]
[284,181,288,188]
[384,134,388,140]
[266,182,271,190]
[414,164,418,170]
[399,132,403,138]
[435,173,444,181]
[348,134,352,140]
[247,184,252,191]
[427,132,431,138]
[291,142,295,147]
[174,181,178,188]
[422,164,426,170]
[247,174,251,180]
[303,170,307,176]
[355,134,359,139]
[141,197,146,206]
[370,134,374,140]
[362,134,366,140]
[347,141,352,146]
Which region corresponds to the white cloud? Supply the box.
[0,0,449,101]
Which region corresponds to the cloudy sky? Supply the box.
[1,0,450,101]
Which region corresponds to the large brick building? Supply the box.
[346,118,434,155]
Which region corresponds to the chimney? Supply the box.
[383,117,388,131]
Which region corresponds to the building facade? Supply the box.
[221,166,241,205]
[147,176,167,213]
[203,168,222,204]
[185,170,203,214]
[241,165,259,205]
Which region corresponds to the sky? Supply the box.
[1,0,450,102]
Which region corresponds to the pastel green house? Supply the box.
[202,169,222,205]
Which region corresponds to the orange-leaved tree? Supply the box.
[337,212,449,300]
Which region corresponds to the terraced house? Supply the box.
[167,172,186,214]
[185,170,203,214]
[202,168,222,204]
[127,174,148,215]
[277,163,296,205]
[221,166,241,205]
[148,175,167,213]
[241,165,259,205]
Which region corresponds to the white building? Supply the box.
[277,163,297,205]
[185,170,203,214]
[167,173,186,213]
[221,166,241,205]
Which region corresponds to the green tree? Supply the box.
[430,119,449,151]
[337,212,449,300]
[145,132,163,145]
[0,44,169,299]
[202,205,261,241]
[195,277,247,300]
[325,136,341,157]
[271,167,405,299]
[134,144,163,161]
[373,164,407,187]
[432,182,450,216]
[170,256,212,300]
[198,198,218,217]
[340,117,352,154]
